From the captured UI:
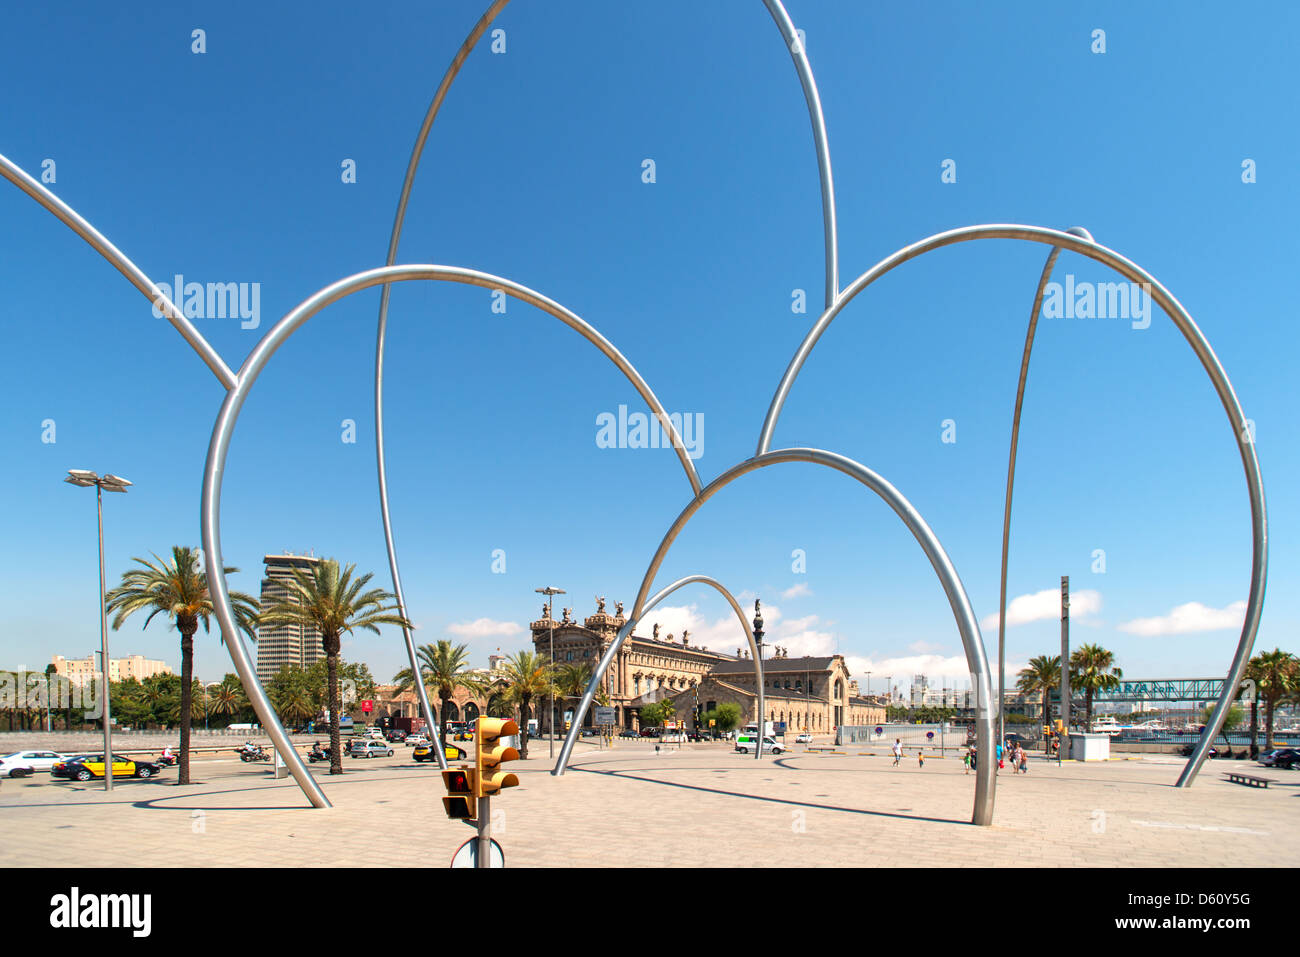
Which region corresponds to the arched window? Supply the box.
[446,702,460,721]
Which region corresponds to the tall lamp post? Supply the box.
[753,599,765,760]
[64,468,131,793]
[536,586,565,759]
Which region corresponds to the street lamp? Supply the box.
[535,586,565,759]
[65,469,131,793]
[752,599,765,760]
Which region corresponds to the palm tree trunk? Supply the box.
[1250,697,1259,759]
[328,655,342,774]
[1265,696,1275,750]
[179,630,195,785]
[440,692,451,747]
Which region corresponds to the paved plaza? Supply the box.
[2,741,1295,868]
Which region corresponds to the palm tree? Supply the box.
[208,674,250,726]
[494,651,551,759]
[105,546,259,785]
[1247,649,1299,749]
[1016,655,1060,751]
[553,662,611,725]
[392,641,488,745]
[1069,644,1123,731]
[257,559,409,774]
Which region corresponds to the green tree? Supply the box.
[1199,703,1243,732]
[392,641,488,745]
[714,702,741,732]
[267,665,316,727]
[105,546,259,785]
[257,559,409,775]
[208,673,251,727]
[110,677,152,729]
[553,662,610,721]
[493,651,551,759]
[1069,644,1123,731]
[1246,649,1299,749]
[1016,654,1061,750]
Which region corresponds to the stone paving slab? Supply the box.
[0,744,1295,867]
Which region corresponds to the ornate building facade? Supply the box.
[529,598,886,734]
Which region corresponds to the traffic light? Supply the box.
[1042,725,1051,737]
[474,717,520,799]
[441,766,478,820]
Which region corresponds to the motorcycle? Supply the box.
[307,746,331,763]
[239,747,270,763]
[156,753,177,767]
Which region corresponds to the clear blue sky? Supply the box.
[1,1,1295,693]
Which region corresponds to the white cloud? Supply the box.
[640,604,748,652]
[447,618,523,638]
[908,640,943,654]
[781,582,812,600]
[981,588,1101,631]
[1118,600,1246,637]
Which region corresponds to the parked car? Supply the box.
[0,750,67,777]
[413,743,467,763]
[52,754,163,781]
[795,733,813,744]
[618,729,640,739]
[348,740,394,759]
[639,728,661,738]
[1259,748,1300,770]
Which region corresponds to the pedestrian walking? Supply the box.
[1019,746,1029,774]
[963,748,971,774]
[970,745,977,772]
[892,738,902,766]
[996,741,1004,771]
[917,750,925,768]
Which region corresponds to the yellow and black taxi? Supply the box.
[412,742,467,763]
[51,753,165,782]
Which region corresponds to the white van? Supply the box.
[735,733,785,755]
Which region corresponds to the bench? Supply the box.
[1225,772,1275,788]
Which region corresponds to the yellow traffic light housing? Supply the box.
[441,766,478,820]
[474,716,520,798]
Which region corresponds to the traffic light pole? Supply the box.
[476,794,491,869]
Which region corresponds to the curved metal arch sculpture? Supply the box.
[996,228,1091,746]
[0,154,236,390]
[756,224,1268,787]
[555,447,998,827]
[596,574,766,759]
[0,1,1262,818]
[372,0,840,762]
[200,262,727,804]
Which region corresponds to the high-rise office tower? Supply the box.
[256,553,324,683]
